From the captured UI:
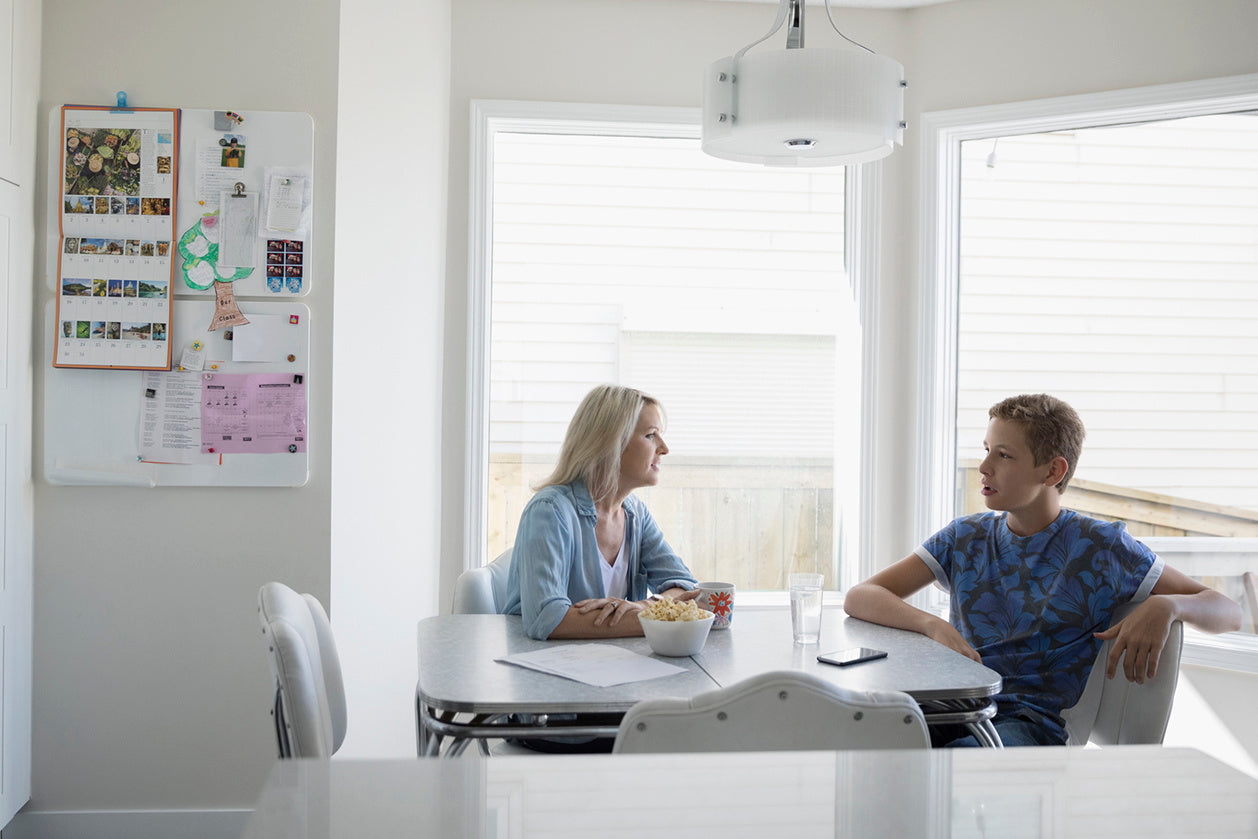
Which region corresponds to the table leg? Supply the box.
[918,698,1004,748]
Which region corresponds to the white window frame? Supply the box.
[465,99,884,597]
[917,73,1258,672]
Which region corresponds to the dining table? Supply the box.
[416,607,1003,755]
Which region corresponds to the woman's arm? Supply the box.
[844,554,981,662]
[513,496,588,640]
[555,588,702,639]
[549,601,648,638]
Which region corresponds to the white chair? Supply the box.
[444,548,547,756]
[1243,571,1257,634]
[612,670,929,753]
[452,548,512,614]
[258,582,347,758]
[1062,602,1184,746]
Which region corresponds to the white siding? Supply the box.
[624,332,835,458]
[957,114,1258,512]
[489,131,847,458]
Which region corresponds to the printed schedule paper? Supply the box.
[55,105,180,370]
[139,371,218,465]
[200,372,307,455]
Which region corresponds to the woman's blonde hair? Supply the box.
[535,385,664,504]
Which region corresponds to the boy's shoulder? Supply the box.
[936,510,1142,558]
[1057,508,1138,544]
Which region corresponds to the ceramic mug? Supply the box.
[694,581,735,629]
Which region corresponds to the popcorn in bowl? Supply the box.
[639,597,716,656]
[640,597,713,623]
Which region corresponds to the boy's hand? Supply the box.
[925,621,982,663]
[1094,596,1174,684]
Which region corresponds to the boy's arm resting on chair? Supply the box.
[844,554,982,663]
[1094,563,1243,684]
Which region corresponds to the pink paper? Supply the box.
[200,373,306,454]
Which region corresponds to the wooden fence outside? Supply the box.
[489,455,836,590]
[487,456,1255,626]
[957,461,1258,538]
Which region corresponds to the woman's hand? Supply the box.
[575,597,647,626]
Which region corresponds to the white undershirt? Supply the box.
[601,537,629,600]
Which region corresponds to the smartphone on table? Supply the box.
[817,647,888,667]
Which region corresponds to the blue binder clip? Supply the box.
[112,91,131,113]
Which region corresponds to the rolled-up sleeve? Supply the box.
[513,497,578,640]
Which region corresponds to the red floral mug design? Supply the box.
[696,583,735,629]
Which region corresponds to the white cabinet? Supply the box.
[0,0,39,186]
[0,0,39,829]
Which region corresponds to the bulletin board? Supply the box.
[173,109,314,299]
[47,108,314,299]
[44,104,315,488]
[44,299,311,487]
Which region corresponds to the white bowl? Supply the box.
[639,613,715,656]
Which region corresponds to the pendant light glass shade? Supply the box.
[701,1,906,167]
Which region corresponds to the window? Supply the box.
[920,76,1258,667]
[468,102,880,594]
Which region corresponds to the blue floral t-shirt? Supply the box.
[915,509,1163,743]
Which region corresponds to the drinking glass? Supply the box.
[789,572,824,644]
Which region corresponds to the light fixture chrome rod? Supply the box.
[786,0,804,49]
[733,0,792,63]
[824,0,875,54]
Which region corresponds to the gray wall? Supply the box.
[34,0,339,810]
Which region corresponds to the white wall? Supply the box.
[33,0,338,810]
[331,0,450,757]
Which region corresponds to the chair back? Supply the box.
[258,582,347,757]
[1243,571,1257,634]
[612,670,928,754]
[452,548,513,614]
[1061,602,1183,746]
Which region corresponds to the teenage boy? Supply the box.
[845,393,1241,747]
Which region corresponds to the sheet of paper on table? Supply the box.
[496,644,685,687]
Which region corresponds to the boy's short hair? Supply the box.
[989,394,1086,493]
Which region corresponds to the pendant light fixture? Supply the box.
[702,0,906,166]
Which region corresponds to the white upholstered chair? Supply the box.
[1243,571,1257,634]
[452,548,513,614]
[258,582,347,758]
[612,670,929,754]
[1061,602,1184,746]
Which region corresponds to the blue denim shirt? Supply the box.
[500,479,696,639]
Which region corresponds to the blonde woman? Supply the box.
[501,385,699,640]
